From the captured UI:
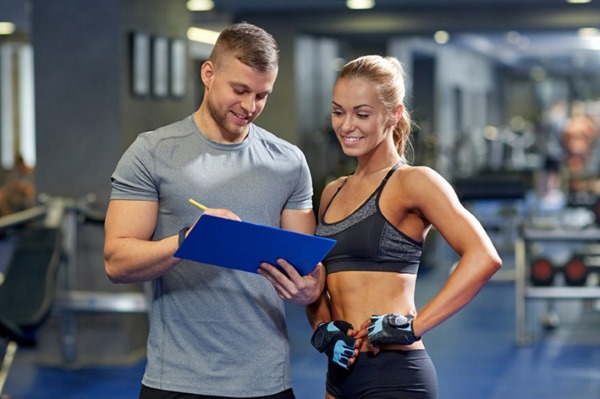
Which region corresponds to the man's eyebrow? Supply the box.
[231,82,250,90]
[231,82,272,96]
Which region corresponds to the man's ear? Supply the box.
[201,60,216,88]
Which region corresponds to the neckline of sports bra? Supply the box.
[320,161,402,226]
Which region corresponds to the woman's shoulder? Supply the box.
[322,175,348,196]
[391,164,454,200]
[318,175,349,211]
[395,164,442,183]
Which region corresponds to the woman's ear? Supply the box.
[387,104,404,128]
[393,104,404,119]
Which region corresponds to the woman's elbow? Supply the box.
[487,252,503,275]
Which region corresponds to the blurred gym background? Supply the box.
[1,1,600,398]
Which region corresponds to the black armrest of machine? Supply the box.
[0,203,64,395]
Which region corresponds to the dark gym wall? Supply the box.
[32,0,194,208]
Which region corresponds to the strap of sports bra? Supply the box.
[320,177,349,218]
[320,161,403,219]
[373,161,403,201]
[379,161,403,186]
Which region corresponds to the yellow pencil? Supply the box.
[189,198,207,211]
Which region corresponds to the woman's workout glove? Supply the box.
[367,314,421,346]
[311,321,356,369]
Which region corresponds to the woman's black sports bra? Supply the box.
[315,162,422,274]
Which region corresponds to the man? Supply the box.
[104,22,324,399]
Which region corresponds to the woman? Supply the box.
[307,55,502,398]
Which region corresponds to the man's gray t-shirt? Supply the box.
[110,115,313,396]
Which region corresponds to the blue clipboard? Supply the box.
[174,215,336,276]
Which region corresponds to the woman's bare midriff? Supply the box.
[327,270,425,351]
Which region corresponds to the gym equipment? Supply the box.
[0,217,63,396]
[529,257,555,286]
[0,195,144,396]
[516,227,600,345]
[563,256,589,287]
[593,198,600,226]
[0,227,62,345]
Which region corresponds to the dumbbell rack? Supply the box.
[515,226,600,345]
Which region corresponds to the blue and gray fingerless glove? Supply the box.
[367,314,420,346]
[310,320,356,369]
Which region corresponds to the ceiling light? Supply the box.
[0,22,16,35]
[578,27,599,37]
[566,0,592,4]
[186,0,215,12]
[578,28,600,49]
[187,27,220,45]
[483,126,499,141]
[346,0,375,10]
[433,30,450,44]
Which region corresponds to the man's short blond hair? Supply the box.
[209,22,279,72]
